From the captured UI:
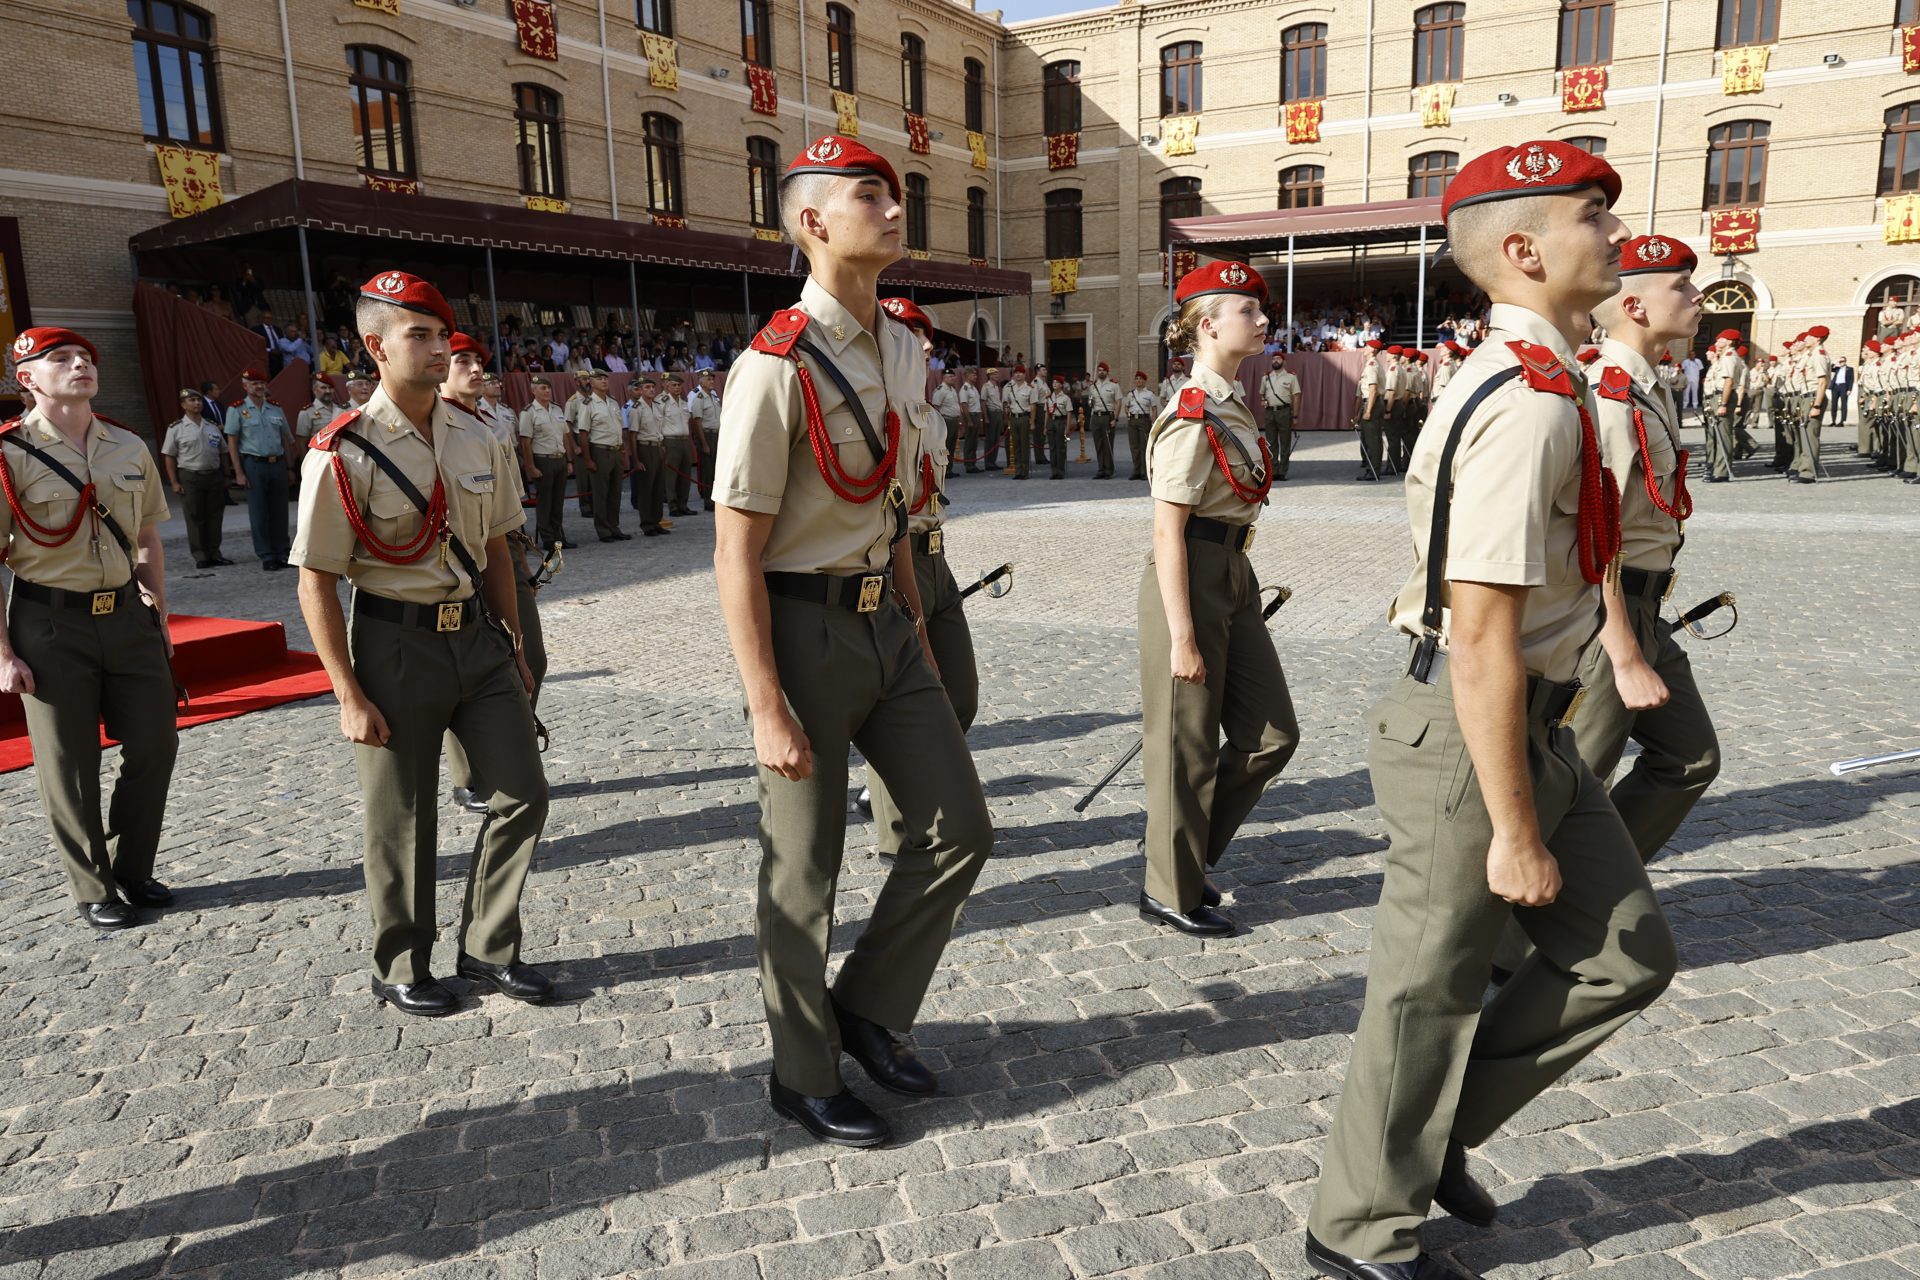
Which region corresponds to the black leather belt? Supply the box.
[1619,567,1676,600]
[1408,643,1587,727]
[354,591,478,633]
[765,570,892,614]
[1187,516,1257,553]
[911,530,945,557]
[12,579,138,615]
[244,454,284,464]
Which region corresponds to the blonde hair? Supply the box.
[1446,197,1551,291]
[1164,294,1238,355]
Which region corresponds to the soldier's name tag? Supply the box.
[856,575,886,613]
[436,602,465,632]
[926,530,944,556]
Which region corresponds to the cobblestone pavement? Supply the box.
[1,427,1916,1280]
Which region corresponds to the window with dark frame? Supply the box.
[1281,24,1327,102]
[740,0,773,67]
[967,187,988,259]
[643,111,684,214]
[1044,189,1084,259]
[636,0,672,37]
[1407,150,1459,198]
[1413,4,1466,86]
[1160,42,1203,116]
[1565,135,1608,155]
[904,172,930,250]
[1882,103,1920,195]
[514,84,566,199]
[129,0,225,149]
[1716,0,1778,48]
[1557,0,1613,67]
[348,45,416,178]
[965,58,986,133]
[1159,175,1201,247]
[1703,120,1769,207]
[826,4,854,92]
[1043,61,1082,135]
[747,136,780,228]
[901,33,927,115]
[1277,165,1325,209]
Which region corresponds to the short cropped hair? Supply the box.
[1446,198,1551,292]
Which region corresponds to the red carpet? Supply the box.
[0,614,334,774]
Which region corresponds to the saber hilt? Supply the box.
[959,562,1015,600]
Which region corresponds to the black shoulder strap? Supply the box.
[1202,408,1268,496]
[793,336,887,465]
[0,434,134,560]
[337,428,492,605]
[1410,366,1526,682]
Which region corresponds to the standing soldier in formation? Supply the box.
[1088,362,1122,479]
[1160,354,1191,403]
[1005,367,1035,479]
[1432,340,1464,401]
[345,372,375,413]
[518,376,574,549]
[712,136,992,1148]
[1788,325,1832,485]
[292,272,550,1016]
[978,367,1004,472]
[930,370,964,476]
[1879,295,1906,340]
[957,368,983,474]
[689,368,723,510]
[1258,353,1300,483]
[162,386,233,569]
[573,368,629,540]
[1355,339,1386,480]
[660,372,698,517]
[1381,346,1409,474]
[224,368,296,571]
[1031,364,1052,469]
[1043,375,1073,480]
[1307,143,1677,1280]
[1702,330,1739,482]
[295,375,338,461]
[1859,339,1882,458]
[475,372,518,457]
[1137,262,1298,937]
[1730,345,1758,461]
[625,376,666,535]
[1125,371,1158,480]
[1408,351,1432,449]
[1,327,178,929]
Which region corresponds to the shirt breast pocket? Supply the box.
[1643,424,1678,480]
[21,474,77,531]
[364,475,420,548]
[109,472,147,526]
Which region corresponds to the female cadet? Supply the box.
[1137,262,1300,935]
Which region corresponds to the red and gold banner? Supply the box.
[746,63,777,115]
[1418,83,1455,129]
[1162,249,1198,286]
[1162,115,1199,157]
[1045,132,1079,170]
[1283,99,1322,145]
[652,212,686,230]
[754,227,783,242]
[1562,66,1607,113]
[641,33,678,89]
[969,257,989,269]
[833,90,859,137]
[525,195,568,214]
[1722,45,1769,95]
[1710,208,1759,255]
[1904,26,1920,73]
[353,0,398,14]
[154,144,223,219]
[967,129,989,170]
[906,112,931,155]
[1048,258,1080,295]
[365,174,419,195]
[908,248,931,261]
[1885,194,1920,244]
[510,0,558,61]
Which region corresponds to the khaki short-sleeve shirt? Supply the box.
[1090,378,1121,414]
[290,388,524,604]
[712,277,923,576]
[626,397,665,445]
[1594,340,1684,572]
[518,401,569,454]
[658,394,691,438]
[931,384,962,420]
[1386,303,1602,683]
[904,400,947,536]
[1004,381,1034,414]
[981,380,1003,412]
[1145,361,1267,527]
[1358,361,1381,400]
[688,388,721,430]
[162,415,226,472]
[573,392,625,447]
[0,410,170,592]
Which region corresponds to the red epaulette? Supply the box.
[308,409,364,452]
[0,416,21,437]
[229,399,245,408]
[751,309,811,358]
[1175,386,1208,421]
[1595,365,1633,403]
[1507,340,1577,399]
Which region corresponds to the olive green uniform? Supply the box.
[1356,357,1385,476]
[1043,389,1072,479]
[1138,362,1299,912]
[1125,384,1158,479]
[1259,367,1300,480]
[1309,305,1679,1265]
[1088,374,1121,478]
[3,408,177,907]
[571,390,626,538]
[518,399,571,548]
[716,279,994,1098]
[162,412,229,564]
[291,388,546,986]
[1789,346,1831,481]
[1004,379,1035,479]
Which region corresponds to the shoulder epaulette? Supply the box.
[94,413,136,433]
[0,416,21,437]
[1595,365,1633,403]
[228,399,244,408]
[308,409,364,452]
[1175,386,1207,421]
[751,309,811,359]
[1506,340,1577,399]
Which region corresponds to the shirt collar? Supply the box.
[24,407,106,448]
[800,277,875,357]
[1487,302,1581,370]
[361,385,464,441]
[1598,338,1658,393]
[1190,360,1246,405]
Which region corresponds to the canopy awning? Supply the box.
[1168,197,1445,255]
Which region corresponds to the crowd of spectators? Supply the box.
[1261,283,1492,352]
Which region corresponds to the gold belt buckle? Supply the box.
[435,602,465,632]
[926,529,944,556]
[855,574,885,613]
[1241,525,1257,554]
[90,590,116,616]
[1557,685,1588,728]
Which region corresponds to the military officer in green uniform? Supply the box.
[713,136,993,1149]
[1,327,179,929]
[1125,372,1158,480]
[1788,325,1832,484]
[1307,142,1677,1280]
[518,376,574,549]
[224,368,296,570]
[1004,367,1035,479]
[293,272,550,1016]
[1088,362,1121,478]
[689,368,723,510]
[571,368,629,540]
[1259,352,1301,481]
[161,387,233,568]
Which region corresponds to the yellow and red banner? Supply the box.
[652,213,686,230]
[833,91,859,137]
[747,64,778,116]
[968,129,989,170]
[1045,132,1079,170]
[511,0,558,61]
[906,112,931,155]
[1418,83,1455,129]
[365,174,419,195]
[969,256,989,269]
[1722,45,1769,95]
[1048,258,1080,295]
[525,195,568,214]
[1563,66,1606,113]
[754,228,783,242]
[1284,100,1322,145]
[641,33,678,90]
[1904,26,1920,73]
[1886,194,1920,244]
[154,144,223,219]
[1162,115,1199,157]
[908,248,931,261]
[353,0,398,14]
[1162,249,1198,286]
[1710,208,1759,255]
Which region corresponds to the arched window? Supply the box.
[967,187,988,260]
[1704,120,1769,208]
[1161,42,1203,116]
[1044,189,1083,259]
[129,1,224,148]
[513,84,565,199]
[904,172,930,251]
[1282,24,1328,102]
[740,0,773,67]
[348,45,415,178]
[1159,175,1201,247]
[1880,103,1920,195]
[1566,135,1608,155]
[901,34,926,115]
[1044,61,1082,135]
[1413,5,1466,86]
[825,5,854,92]
[1715,0,1777,48]
[636,0,672,36]
[1408,150,1459,198]
[1701,281,1755,313]
[1869,275,1920,309]
[643,112,683,214]
[965,58,986,133]
[1557,0,1613,67]
[1278,165,1325,209]
[747,136,779,229]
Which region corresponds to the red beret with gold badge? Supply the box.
[449,332,489,362]
[1442,140,1622,222]
[784,135,902,203]
[1174,260,1268,306]
[359,270,456,332]
[10,327,98,366]
[879,297,934,339]
[1617,234,1698,278]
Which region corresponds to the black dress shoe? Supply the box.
[79,900,137,929]
[121,877,174,908]
[1139,892,1235,936]
[559,539,580,549]
[832,996,936,1095]
[642,527,664,536]
[456,953,554,1004]
[769,1079,891,1147]
[450,787,490,814]
[599,534,617,543]
[1434,1139,1498,1227]
[195,559,215,569]
[371,976,457,1016]
[1201,880,1223,909]
[1356,473,1377,482]
[614,531,634,540]
[1305,1231,1477,1279]
[214,556,236,566]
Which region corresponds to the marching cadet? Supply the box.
[626,376,669,535]
[1703,330,1739,481]
[930,370,964,475]
[1308,142,1676,1280]
[224,368,296,571]
[572,368,629,540]
[1,327,179,929]
[957,368,983,473]
[979,367,1004,472]
[1088,362,1122,479]
[1004,367,1035,479]
[1259,352,1301,482]
[1355,339,1386,480]
[439,332,550,816]
[1409,350,1432,447]
[690,368,723,509]
[712,135,992,1148]
[1381,346,1409,474]
[1730,345,1758,461]
[162,387,233,569]
[661,372,698,517]
[1043,375,1074,480]
[1138,262,1299,937]
[1788,325,1832,484]
[292,271,550,1016]
[1125,371,1158,480]
[1859,339,1881,457]
[519,376,574,549]
[1432,340,1464,401]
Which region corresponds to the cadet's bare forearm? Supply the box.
[891,538,926,624]
[1449,581,1539,845]
[298,568,367,705]
[134,526,167,616]
[714,506,783,716]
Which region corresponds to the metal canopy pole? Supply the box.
[1415,224,1427,349]
[972,292,981,365]
[485,245,501,374]
[1286,234,1296,353]
[742,270,753,333]
[295,225,320,355]
[627,260,640,340]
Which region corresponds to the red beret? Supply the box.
[1097,361,1109,372]
[1736,344,1749,356]
[1715,329,1741,343]
[878,297,934,338]
[1442,140,1622,223]
[1443,340,1466,356]
[360,270,456,332]
[1174,260,1268,306]
[1415,350,1429,363]
[1577,347,1601,364]
[449,332,490,362]
[1659,353,1673,362]
[1386,345,1404,356]
[784,135,901,203]
[1365,340,1383,351]
[241,367,269,382]
[1767,356,1778,362]
[10,327,97,365]
[1866,339,1883,353]
[1134,370,1149,379]
[1013,364,1027,374]
[1617,234,1697,278]
[1808,325,1830,339]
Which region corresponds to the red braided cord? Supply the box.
[0,453,92,548]
[1203,424,1274,505]
[329,453,447,565]
[796,365,898,503]
[1630,407,1693,522]
[1575,404,1623,585]
[909,451,939,515]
